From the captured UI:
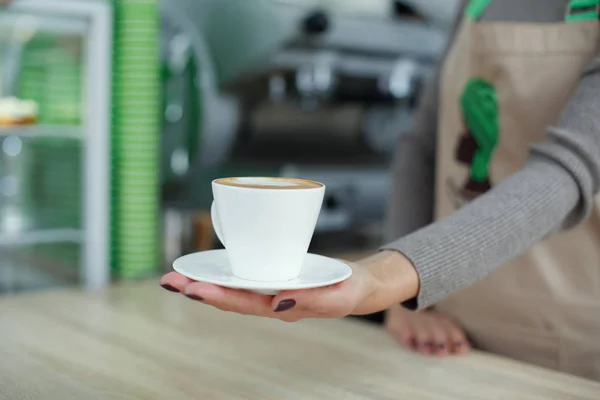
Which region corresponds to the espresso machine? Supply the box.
[160,0,455,237]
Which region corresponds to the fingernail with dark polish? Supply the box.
[437,343,446,350]
[275,299,296,312]
[161,284,179,293]
[185,293,204,302]
[408,338,418,348]
[424,341,434,348]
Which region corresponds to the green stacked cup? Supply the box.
[111,0,161,279]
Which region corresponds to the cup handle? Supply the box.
[211,201,225,247]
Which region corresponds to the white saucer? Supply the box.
[173,250,352,295]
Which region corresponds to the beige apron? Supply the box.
[434,0,600,380]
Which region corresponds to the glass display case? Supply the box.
[0,1,111,293]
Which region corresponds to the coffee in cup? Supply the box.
[211,177,325,282]
[215,177,322,190]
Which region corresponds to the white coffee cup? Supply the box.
[211,177,325,282]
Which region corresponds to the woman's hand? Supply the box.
[160,251,419,322]
[385,304,471,356]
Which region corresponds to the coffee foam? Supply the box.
[215,177,322,189]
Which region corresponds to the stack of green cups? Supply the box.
[112,0,161,279]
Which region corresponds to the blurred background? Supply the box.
[0,0,459,295]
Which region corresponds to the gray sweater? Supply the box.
[381,0,600,309]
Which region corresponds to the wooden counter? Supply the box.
[1,281,598,399]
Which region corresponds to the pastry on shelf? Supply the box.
[0,97,39,126]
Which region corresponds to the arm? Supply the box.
[381,56,600,310]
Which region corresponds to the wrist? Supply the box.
[352,250,420,315]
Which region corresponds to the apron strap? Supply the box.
[464,0,493,20]
[465,0,600,22]
[565,0,600,22]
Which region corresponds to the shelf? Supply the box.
[0,125,82,139]
[0,13,88,36]
[0,228,83,246]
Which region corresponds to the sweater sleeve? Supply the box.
[382,56,600,310]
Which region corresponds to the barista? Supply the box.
[162,0,600,380]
